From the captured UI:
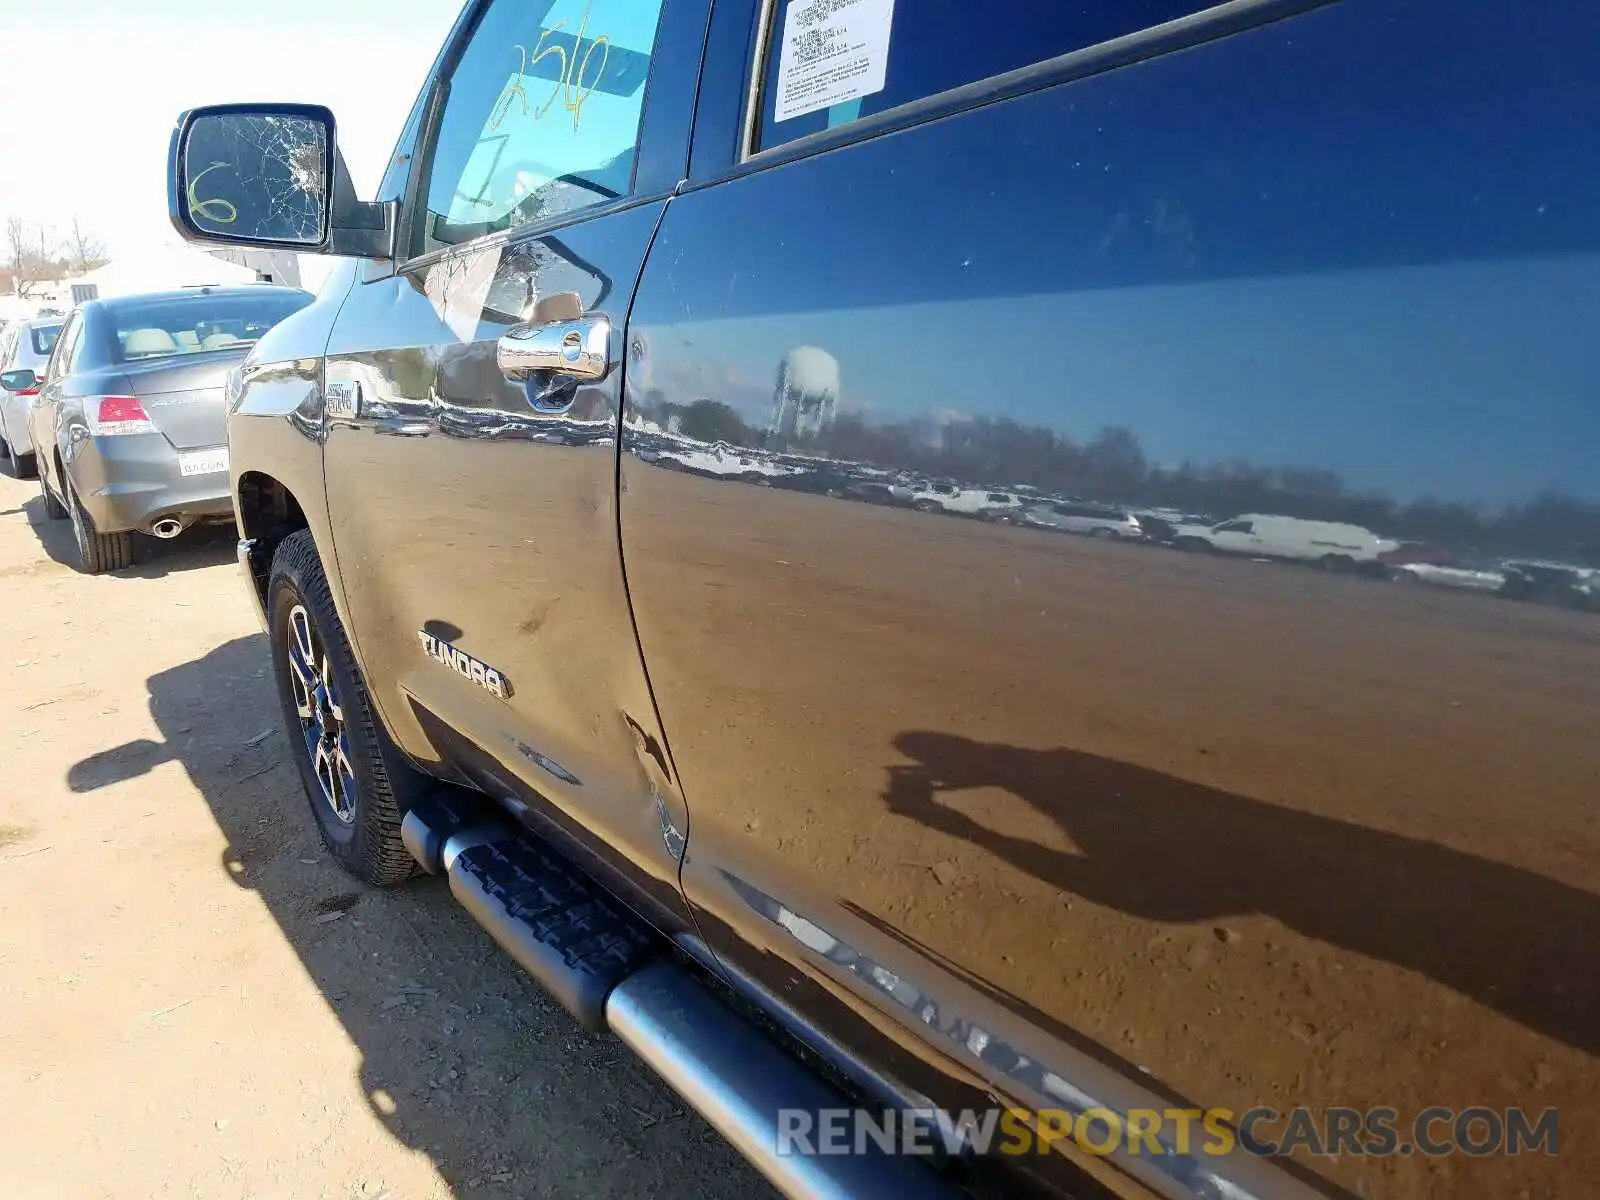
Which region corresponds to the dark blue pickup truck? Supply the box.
[166,2,1597,1196]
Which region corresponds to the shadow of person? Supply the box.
[66,634,766,1198]
[885,731,1598,1056]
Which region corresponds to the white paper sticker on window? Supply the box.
[772,0,896,124]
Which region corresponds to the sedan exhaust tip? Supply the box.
[150,517,187,539]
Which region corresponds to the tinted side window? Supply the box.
[417,0,666,252]
[755,0,1217,152]
[31,324,64,357]
[106,292,313,364]
[48,315,81,380]
[67,323,91,373]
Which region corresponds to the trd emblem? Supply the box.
[418,631,512,700]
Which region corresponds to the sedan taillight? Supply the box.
[84,395,158,437]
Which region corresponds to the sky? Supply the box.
[0,0,463,266]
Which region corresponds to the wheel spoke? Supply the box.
[302,721,323,769]
[290,606,317,666]
[334,738,358,811]
[286,652,317,718]
[285,606,320,720]
[313,738,338,808]
[287,602,356,825]
[320,653,345,724]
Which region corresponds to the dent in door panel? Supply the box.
[407,208,692,927]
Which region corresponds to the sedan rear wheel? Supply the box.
[65,476,133,573]
[39,467,68,519]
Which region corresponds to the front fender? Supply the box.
[228,259,359,643]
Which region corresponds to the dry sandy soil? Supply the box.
[0,467,769,1200]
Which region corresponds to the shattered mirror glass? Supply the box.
[182,112,330,245]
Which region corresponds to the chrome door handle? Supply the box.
[497,314,611,383]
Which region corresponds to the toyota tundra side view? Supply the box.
[166,2,1598,1197]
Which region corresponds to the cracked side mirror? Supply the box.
[169,102,393,259]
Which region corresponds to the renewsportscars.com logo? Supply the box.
[775,1105,1559,1159]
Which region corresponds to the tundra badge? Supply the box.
[418,631,512,700]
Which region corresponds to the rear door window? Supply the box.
[754,0,1220,152]
[48,315,81,381]
[107,291,313,364]
[30,324,63,357]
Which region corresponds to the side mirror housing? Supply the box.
[168,103,394,259]
[1,368,39,392]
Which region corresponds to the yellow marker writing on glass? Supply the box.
[187,162,239,225]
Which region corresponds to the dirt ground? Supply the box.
[0,468,769,1200]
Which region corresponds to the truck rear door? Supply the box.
[618,2,1600,1197]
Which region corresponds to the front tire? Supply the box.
[268,529,422,886]
[65,476,133,573]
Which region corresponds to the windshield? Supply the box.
[30,324,63,357]
[108,290,312,364]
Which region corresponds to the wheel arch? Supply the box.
[237,471,312,609]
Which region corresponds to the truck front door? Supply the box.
[324,0,706,929]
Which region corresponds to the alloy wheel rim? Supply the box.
[285,603,357,825]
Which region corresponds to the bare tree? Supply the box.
[3,217,64,297]
[65,215,109,274]
[5,216,27,275]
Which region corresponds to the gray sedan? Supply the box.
[10,285,312,572]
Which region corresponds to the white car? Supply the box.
[1022,500,1143,539]
[0,316,66,478]
[1389,562,1506,592]
[1174,513,1399,569]
[909,483,1021,519]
